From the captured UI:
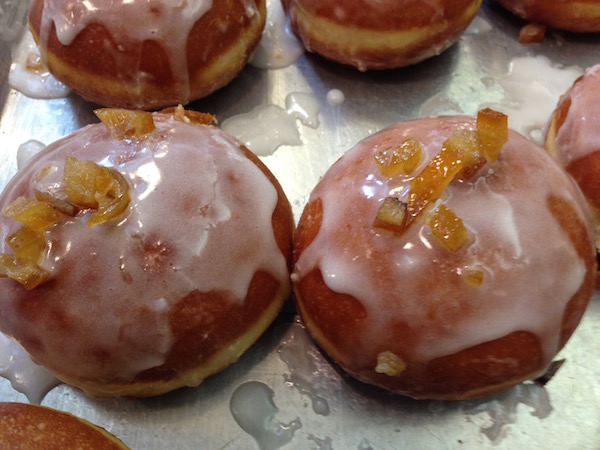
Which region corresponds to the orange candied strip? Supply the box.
[425,204,469,252]
[160,104,217,125]
[373,138,422,177]
[373,108,508,239]
[404,142,464,231]
[94,108,156,141]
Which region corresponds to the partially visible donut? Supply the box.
[292,109,595,400]
[281,0,482,71]
[496,0,600,33]
[546,63,600,265]
[0,107,294,398]
[27,0,266,109]
[0,402,129,449]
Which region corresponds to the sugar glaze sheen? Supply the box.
[293,115,596,400]
[28,0,267,108]
[0,112,293,398]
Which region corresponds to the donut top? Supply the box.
[551,64,600,166]
[34,0,260,103]
[0,112,289,382]
[294,115,591,367]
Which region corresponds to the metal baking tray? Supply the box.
[1,1,599,448]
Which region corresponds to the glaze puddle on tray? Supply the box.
[9,31,71,99]
[222,91,327,156]
[229,380,302,450]
[0,332,60,404]
[419,55,582,143]
[277,321,331,417]
[464,382,553,442]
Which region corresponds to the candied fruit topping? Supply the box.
[6,227,46,265]
[463,269,484,286]
[34,190,79,217]
[94,108,155,141]
[425,204,469,252]
[2,197,63,232]
[1,156,131,290]
[63,156,131,226]
[404,141,464,229]
[443,130,486,181]
[477,108,508,162]
[25,53,45,73]
[373,108,508,238]
[160,105,216,125]
[375,351,406,376]
[374,197,407,234]
[0,255,50,291]
[374,138,422,177]
[519,23,547,44]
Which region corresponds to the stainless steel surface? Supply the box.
[1,1,600,449]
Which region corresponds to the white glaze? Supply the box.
[286,92,320,128]
[294,116,592,367]
[0,114,290,383]
[326,89,345,106]
[419,56,582,144]
[16,139,46,169]
[8,31,70,99]
[490,56,582,142]
[278,321,330,416]
[0,332,60,404]
[221,104,302,155]
[33,0,262,106]
[230,381,302,450]
[551,63,600,166]
[251,0,304,69]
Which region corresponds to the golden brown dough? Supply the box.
[293,112,595,399]
[281,0,482,70]
[28,0,266,109]
[0,108,294,398]
[497,0,600,32]
[0,402,129,449]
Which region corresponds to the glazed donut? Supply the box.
[0,107,294,398]
[0,402,129,449]
[280,0,482,71]
[546,64,600,259]
[292,109,595,400]
[496,0,600,33]
[27,0,266,109]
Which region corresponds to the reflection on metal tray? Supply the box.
[1,1,599,449]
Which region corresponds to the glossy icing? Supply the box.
[0,113,289,383]
[32,0,261,104]
[293,116,592,367]
[551,63,600,166]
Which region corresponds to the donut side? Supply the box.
[293,114,595,400]
[496,0,600,32]
[546,64,600,261]
[0,110,294,398]
[28,0,266,109]
[281,0,482,70]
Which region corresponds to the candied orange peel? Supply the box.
[63,156,130,226]
[0,157,131,289]
[160,104,216,125]
[373,108,508,242]
[375,351,407,376]
[374,138,422,177]
[95,108,155,141]
[425,204,469,252]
